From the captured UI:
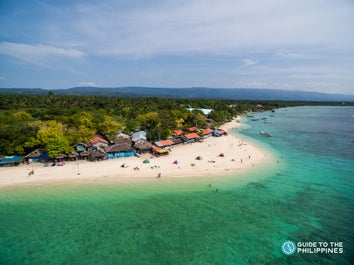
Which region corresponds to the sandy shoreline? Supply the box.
[0,117,275,189]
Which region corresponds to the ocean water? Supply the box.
[0,106,353,265]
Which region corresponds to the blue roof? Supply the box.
[0,156,22,163]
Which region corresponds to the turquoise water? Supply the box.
[0,106,353,264]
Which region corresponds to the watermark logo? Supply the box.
[281,241,344,255]
[281,240,297,255]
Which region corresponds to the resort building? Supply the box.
[153,139,174,149]
[184,133,201,143]
[186,106,213,115]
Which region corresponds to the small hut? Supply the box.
[89,149,106,161]
[151,145,169,156]
[79,150,90,160]
[74,142,89,152]
[114,133,132,145]
[105,142,136,158]
[25,149,48,163]
[171,136,186,146]
[133,139,152,154]
[132,131,147,142]
[68,151,79,161]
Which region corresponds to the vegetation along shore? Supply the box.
[0,93,352,187]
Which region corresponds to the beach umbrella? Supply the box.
[218,153,224,157]
[196,156,203,160]
[173,160,178,164]
[143,159,150,164]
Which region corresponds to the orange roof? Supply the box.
[152,145,168,153]
[189,127,199,132]
[185,133,200,139]
[159,140,174,146]
[202,128,213,135]
[173,129,183,136]
[151,145,160,151]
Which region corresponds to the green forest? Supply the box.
[0,93,347,157]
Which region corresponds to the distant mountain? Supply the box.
[1,87,354,102]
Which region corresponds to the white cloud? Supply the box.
[1,0,354,94]
[275,51,309,59]
[241,59,258,68]
[40,0,354,58]
[0,42,84,66]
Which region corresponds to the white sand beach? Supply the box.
[0,118,274,189]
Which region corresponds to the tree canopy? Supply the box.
[0,93,338,157]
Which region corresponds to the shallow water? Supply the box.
[0,106,353,264]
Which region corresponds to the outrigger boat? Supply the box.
[259,131,272,137]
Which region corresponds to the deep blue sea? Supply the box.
[0,106,353,265]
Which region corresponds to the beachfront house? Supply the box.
[171,135,187,146]
[133,139,152,154]
[188,127,199,133]
[67,151,79,161]
[90,134,109,148]
[172,129,183,137]
[74,142,89,152]
[115,133,132,145]
[151,145,169,156]
[88,148,106,161]
[73,142,90,160]
[78,151,90,160]
[184,133,201,143]
[25,148,49,163]
[153,139,174,150]
[0,155,22,167]
[132,131,147,142]
[201,128,214,139]
[212,128,227,137]
[104,142,136,159]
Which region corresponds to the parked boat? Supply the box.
[259,131,272,137]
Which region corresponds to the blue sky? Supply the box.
[0,0,354,95]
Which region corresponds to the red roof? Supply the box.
[90,135,109,145]
[185,133,200,139]
[202,128,213,135]
[189,127,199,132]
[173,129,183,136]
[159,140,174,146]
